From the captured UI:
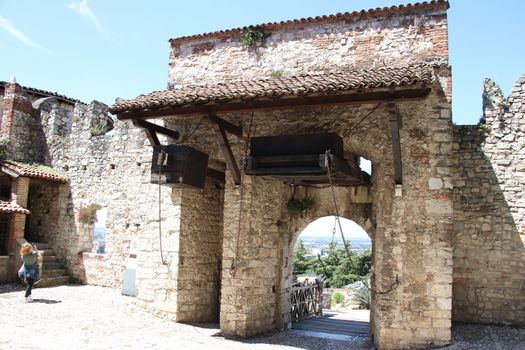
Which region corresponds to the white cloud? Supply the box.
[0,16,45,50]
[68,0,107,35]
[300,216,370,239]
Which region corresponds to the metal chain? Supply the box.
[324,149,352,261]
[157,149,167,265]
[325,150,399,295]
[230,112,255,278]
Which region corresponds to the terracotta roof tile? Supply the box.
[169,0,449,44]
[109,64,436,114]
[1,161,68,183]
[0,200,30,215]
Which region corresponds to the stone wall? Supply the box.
[453,76,525,326]
[184,82,453,348]
[168,3,449,92]
[177,180,224,322]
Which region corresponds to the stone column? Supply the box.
[372,101,454,349]
[176,179,224,322]
[220,176,286,337]
[8,177,30,278]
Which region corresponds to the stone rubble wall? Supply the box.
[168,5,448,91]
[26,100,183,295]
[453,76,525,326]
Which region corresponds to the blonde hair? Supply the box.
[20,243,32,256]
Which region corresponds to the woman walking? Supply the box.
[18,243,41,302]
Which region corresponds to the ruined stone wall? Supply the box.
[168,3,448,88]
[0,84,45,163]
[453,76,525,326]
[26,100,183,293]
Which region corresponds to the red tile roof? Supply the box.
[109,64,436,114]
[169,0,449,44]
[0,200,30,215]
[0,161,68,183]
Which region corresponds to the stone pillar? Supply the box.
[372,101,454,349]
[176,179,224,322]
[220,176,286,337]
[8,177,30,279]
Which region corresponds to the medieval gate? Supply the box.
[109,2,454,349]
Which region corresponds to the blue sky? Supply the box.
[0,0,523,125]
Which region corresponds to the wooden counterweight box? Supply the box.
[151,145,209,189]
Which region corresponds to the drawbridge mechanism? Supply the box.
[244,133,370,187]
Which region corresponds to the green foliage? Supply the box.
[352,280,371,310]
[478,123,491,136]
[286,196,314,214]
[240,26,270,47]
[292,241,371,288]
[270,70,283,78]
[292,239,312,276]
[331,291,344,307]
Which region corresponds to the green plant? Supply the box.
[331,291,344,307]
[286,195,314,214]
[478,123,491,136]
[240,26,270,47]
[352,280,371,310]
[90,120,108,136]
[270,70,283,78]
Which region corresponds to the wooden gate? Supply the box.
[290,282,324,322]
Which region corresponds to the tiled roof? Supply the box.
[169,0,449,44]
[0,200,30,215]
[0,81,83,105]
[0,161,68,183]
[109,64,435,114]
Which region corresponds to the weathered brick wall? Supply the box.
[453,76,525,326]
[168,3,448,89]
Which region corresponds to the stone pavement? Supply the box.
[0,284,523,350]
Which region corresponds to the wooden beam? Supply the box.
[206,168,225,184]
[133,119,180,140]
[213,123,241,185]
[206,114,243,138]
[388,103,403,185]
[116,88,431,120]
[132,120,160,146]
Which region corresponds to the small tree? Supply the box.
[292,239,312,276]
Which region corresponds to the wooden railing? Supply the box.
[290,282,323,322]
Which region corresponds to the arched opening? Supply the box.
[93,207,107,254]
[289,215,372,337]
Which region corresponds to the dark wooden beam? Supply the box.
[133,119,180,140]
[206,168,225,185]
[206,114,243,138]
[116,87,431,120]
[213,123,241,185]
[388,103,403,185]
[132,120,160,146]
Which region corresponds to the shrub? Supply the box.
[352,280,371,310]
[331,291,344,307]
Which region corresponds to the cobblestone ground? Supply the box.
[0,284,523,350]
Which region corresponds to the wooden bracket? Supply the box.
[206,114,244,139]
[388,102,403,185]
[212,122,241,185]
[132,119,180,146]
